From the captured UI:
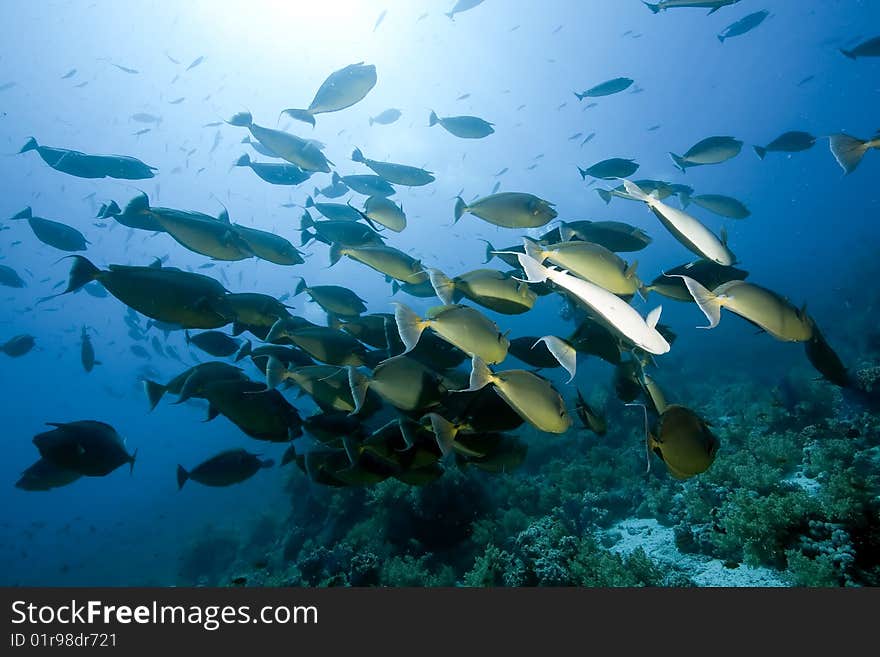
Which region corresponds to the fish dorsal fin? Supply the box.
[645,306,662,329]
[148,258,163,269]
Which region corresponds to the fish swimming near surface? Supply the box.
[281,62,377,127]
[304,195,363,222]
[577,158,639,180]
[718,10,769,42]
[351,147,435,186]
[574,77,634,99]
[828,132,880,174]
[234,153,311,186]
[446,0,485,20]
[429,111,494,139]
[454,192,557,228]
[839,35,880,59]
[753,131,816,159]
[339,174,396,197]
[177,449,273,490]
[19,138,157,180]
[644,0,741,14]
[314,172,350,199]
[362,196,407,232]
[9,207,89,252]
[669,136,742,172]
[685,194,751,219]
[370,108,402,126]
[226,112,332,173]
[186,55,205,71]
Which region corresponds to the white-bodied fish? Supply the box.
[622,180,736,266]
[514,253,670,355]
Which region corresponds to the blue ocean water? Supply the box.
[1,0,878,587]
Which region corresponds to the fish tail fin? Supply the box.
[369,117,374,126]
[535,336,577,382]
[351,147,364,162]
[840,48,855,60]
[305,195,315,208]
[621,179,650,201]
[226,111,253,127]
[392,302,426,353]
[61,255,100,295]
[445,11,455,19]
[129,449,137,475]
[672,275,722,328]
[143,380,167,411]
[427,268,456,305]
[753,145,767,160]
[282,108,315,127]
[596,189,612,204]
[515,253,549,284]
[235,153,250,167]
[300,210,314,230]
[328,243,343,266]
[265,355,287,390]
[347,366,370,415]
[678,191,691,208]
[829,133,868,174]
[293,277,307,297]
[233,339,252,362]
[453,197,466,223]
[176,465,188,490]
[522,237,545,263]
[574,91,586,101]
[424,413,457,458]
[717,34,725,43]
[19,137,38,153]
[300,229,315,247]
[429,110,439,127]
[10,207,32,220]
[577,166,588,180]
[668,152,688,173]
[463,356,495,392]
[643,2,660,13]
[478,239,496,263]
[98,200,121,218]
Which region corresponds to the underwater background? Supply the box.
[1,0,879,587]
